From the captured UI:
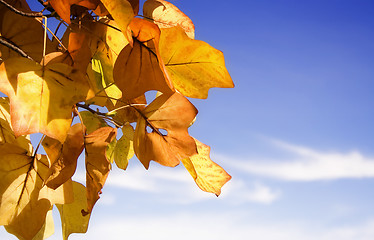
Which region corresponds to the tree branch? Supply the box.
[0,37,34,60]
[0,0,45,17]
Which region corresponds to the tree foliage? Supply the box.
[0,0,234,239]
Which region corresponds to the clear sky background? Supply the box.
[1,0,374,239]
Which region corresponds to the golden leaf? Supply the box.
[0,58,92,143]
[143,0,195,39]
[0,97,32,152]
[114,124,135,170]
[56,181,91,240]
[0,143,73,240]
[134,92,197,169]
[113,18,174,100]
[159,26,234,99]
[182,139,231,196]
[83,127,117,214]
[100,0,134,42]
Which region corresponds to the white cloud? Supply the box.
[224,139,374,181]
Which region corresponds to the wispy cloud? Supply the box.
[224,138,374,181]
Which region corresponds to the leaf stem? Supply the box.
[0,37,34,60]
[0,0,45,17]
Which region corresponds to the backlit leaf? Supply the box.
[0,10,57,62]
[114,124,135,170]
[56,182,91,240]
[182,139,231,196]
[143,0,195,39]
[159,26,234,99]
[0,58,92,143]
[0,143,73,239]
[113,18,174,100]
[83,127,117,214]
[42,123,85,189]
[100,0,134,42]
[0,97,32,152]
[48,0,100,23]
[134,92,197,169]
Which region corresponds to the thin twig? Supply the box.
[0,37,33,60]
[0,0,44,17]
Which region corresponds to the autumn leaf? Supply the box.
[5,207,54,240]
[83,127,117,214]
[79,111,108,134]
[113,18,174,100]
[0,58,92,143]
[48,0,100,23]
[114,124,135,170]
[0,10,57,62]
[143,0,195,39]
[0,97,32,152]
[42,123,85,189]
[134,92,197,169]
[0,143,73,240]
[106,94,147,124]
[100,0,134,42]
[182,139,231,196]
[159,26,234,99]
[56,182,91,240]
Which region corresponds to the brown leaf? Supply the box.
[107,94,147,124]
[0,10,57,62]
[83,127,117,214]
[134,92,197,169]
[48,0,100,23]
[143,0,195,39]
[42,123,85,189]
[182,139,231,196]
[113,18,174,100]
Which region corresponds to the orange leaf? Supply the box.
[134,92,197,169]
[48,0,100,23]
[113,18,174,100]
[83,127,117,215]
[107,94,147,124]
[42,123,85,189]
[143,0,195,39]
[182,139,231,196]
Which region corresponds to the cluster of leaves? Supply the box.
[0,0,234,239]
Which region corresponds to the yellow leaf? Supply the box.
[56,182,91,240]
[83,127,117,214]
[0,97,32,152]
[0,143,72,239]
[134,92,197,169]
[100,0,134,43]
[143,0,195,39]
[159,26,234,99]
[113,18,174,100]
[114,124,135,170]
[79,111,108,134]
[0,58,92,143]
[182,139,231,196]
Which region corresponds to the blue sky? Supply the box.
[1,0,374,239]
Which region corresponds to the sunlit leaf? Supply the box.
[143,0,195,39]
[100,0,134,42]
[0,143,73,239]
[134,92,197,169]
[0,97,32,152]
[114,124,135,170]
[0,58,92,143]
[83,127,117,215]
[113,18,174,100]
[42,123,85,189]
[48,0,100,23]
[107,94,147,124]
[56,182,91,240]
[182,139,231,196]
[159,26,234,99]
